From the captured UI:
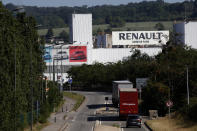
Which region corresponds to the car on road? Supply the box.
[126,114,142,128]
[70,51,86,60]
[53,51,69,60]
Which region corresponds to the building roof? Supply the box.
[113,80,132,84]
[119,87,137,92]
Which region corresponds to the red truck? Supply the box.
[119,87,138,117]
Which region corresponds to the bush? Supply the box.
[179,97,197,121]
[142,82,169,116]
[39,102,50,123]
[188,97,197,121]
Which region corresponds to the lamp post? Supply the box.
[29,24,42,131]
[186,66,189,105]
[12,7,24,131]
[60,44,65,93]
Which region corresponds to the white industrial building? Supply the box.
[44,14,167,83]
[174,21,197,48]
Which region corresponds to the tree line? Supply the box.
[5,0,197,28]
[67,41,197,119]
[0,3,62,130]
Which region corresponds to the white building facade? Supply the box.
[69,14,93,48]
[174,21,197,49]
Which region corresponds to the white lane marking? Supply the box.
[96,120,99,125]
[71,117,75,122]
[99,118,101,125]
[142,124,149,131]
[119,122,123,131]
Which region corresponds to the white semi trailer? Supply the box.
[112,80,133,107]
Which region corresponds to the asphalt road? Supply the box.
[65,91,147,131]
[66,91,111,131]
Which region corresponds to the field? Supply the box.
[37,21,174,37]
[146,114,197,131]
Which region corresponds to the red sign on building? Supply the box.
[69,46,87,62]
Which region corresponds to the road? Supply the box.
[66,91,111,131]
[65,91,147,131]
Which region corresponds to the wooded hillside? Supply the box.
[5,0,197,28]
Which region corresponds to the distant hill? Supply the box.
[38,21,174,37]
[5,0,197,29]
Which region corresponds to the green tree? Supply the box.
[109,17,125,28]
[142,82,169,116]
[46,27,54,38]
[0,3,62,130]
[59,30,69,42]
[154,22,165,30]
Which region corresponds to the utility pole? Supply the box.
[53,58,55,82]
[168,65,171,119]
[60,45,64,93]
[186,66,189,105]
[30,32,33,131]
[12,7,24,131]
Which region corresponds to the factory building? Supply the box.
[44,13,169,83]
[174,21,197,49]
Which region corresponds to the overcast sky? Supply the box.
[2,0,185,7]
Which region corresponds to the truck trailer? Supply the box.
[119,87,138,117]
[112,80,133,107]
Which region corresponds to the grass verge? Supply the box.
[146,114,197,131]
[112,123,120,128]
[24,122,50,131]
[54,99,66,112]
[63,92,85,111]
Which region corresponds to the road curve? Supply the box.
[65,91,111,131]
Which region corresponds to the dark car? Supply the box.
[70,51,86,60]
[126,114,142,128]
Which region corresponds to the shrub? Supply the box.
[188,97,197,121]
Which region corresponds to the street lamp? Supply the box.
[27,23,42,131]
[12,7,24,131]
[30,24,42,130]
[186,66,189,105]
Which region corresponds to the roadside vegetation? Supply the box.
[147,113,197,131]
[0,3,63,130]
[63,92,85,111]
[24,122,50,131]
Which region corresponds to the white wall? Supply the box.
[44,47,162,81]
[71,14,93,48]
[44,44,162,66]
[174,22,197,49]
[185,22,197,49]
[89,48,162,64]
